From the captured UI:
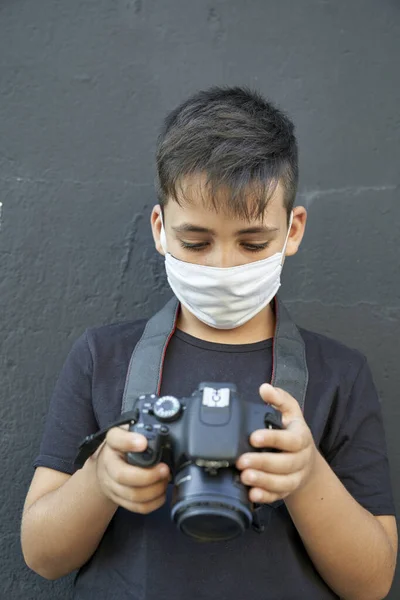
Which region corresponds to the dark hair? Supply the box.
[156,86,298,221]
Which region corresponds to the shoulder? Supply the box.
[298,328,379,452]
[56,318,149,384]
[299,327,367,383]
[82,319,148,365]
[85,318,148,345]
[68,319,149,426]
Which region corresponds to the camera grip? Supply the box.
[126,429,163,468]
[260,409,283,454]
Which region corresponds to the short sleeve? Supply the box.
[33,331,99,475]
[326,358,396,516]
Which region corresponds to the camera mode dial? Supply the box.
[153,396,182,423]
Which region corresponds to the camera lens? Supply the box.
[170,464,252,542]
[178,507,245,541]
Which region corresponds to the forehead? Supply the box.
[164,172,287,226]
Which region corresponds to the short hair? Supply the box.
[156,86,298,221]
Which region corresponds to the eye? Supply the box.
[179,241,210,252]
[241,242,270,252]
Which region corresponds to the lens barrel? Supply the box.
[170,464,253,542]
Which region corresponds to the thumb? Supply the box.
[259,383,303,425]
[106,425,148,454]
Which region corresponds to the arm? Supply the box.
[237,382,397,600]
[285,451,397,600]
[22,332,170,580]
[21,461,117,580]
[21,430,170,580]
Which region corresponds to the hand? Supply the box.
[94,425,170,514]
[236,383,317,504]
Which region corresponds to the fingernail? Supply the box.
[252,489,263,502]
[159,465,169,477]
[131,436,144,450]
[252,433,263,444]
[246,470,257,483]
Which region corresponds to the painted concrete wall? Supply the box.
[1,1,399,597]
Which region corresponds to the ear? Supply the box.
[285,206,307,257]
[150,205,165,256]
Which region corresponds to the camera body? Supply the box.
[126,382,282,542]
[127,382,281,471]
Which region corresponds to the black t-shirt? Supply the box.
[34,318,395,600]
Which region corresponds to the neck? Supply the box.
[176,303,275,344]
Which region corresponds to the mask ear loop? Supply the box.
[280,211,294,266]
[159,210,168,254]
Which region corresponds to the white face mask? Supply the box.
[159,212,293,330]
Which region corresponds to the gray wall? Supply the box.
[1,1,399,598]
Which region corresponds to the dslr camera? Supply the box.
[126,382,282,542]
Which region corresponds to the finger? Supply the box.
[259,383,303,425]
[108,457,170,488]
[115,492,167,515]
[240,469,301,496]
[236,450,304,474]
[106,426,148,454]
[248,426,308,452]
[90,439,106,462]
[248,488,288,505]
[111,478,169,505]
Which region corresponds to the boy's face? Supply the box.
[151,173,306,267]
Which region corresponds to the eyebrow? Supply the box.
[236,226,279,235]
[172,224,214,234]
[172,224,279,235]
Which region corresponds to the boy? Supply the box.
[21,87,397,599]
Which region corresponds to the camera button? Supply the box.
[160,425,169,434]
[145,425,153,432]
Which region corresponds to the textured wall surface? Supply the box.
[0,1,399,598]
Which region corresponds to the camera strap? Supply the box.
[121,295,308,413]
[75,295,308,468]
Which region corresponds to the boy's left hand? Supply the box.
[236,383,318,504]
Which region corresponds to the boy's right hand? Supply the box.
[94,426,170,514]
